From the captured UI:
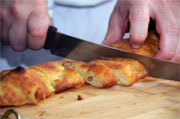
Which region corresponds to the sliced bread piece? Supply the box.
[90,59,138,86]
[28,61,65,94]
[101,57,147,79]
[30,61,85,93]
[53,67,85,93]
[63,61,117,88]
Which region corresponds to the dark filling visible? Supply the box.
[87,76,93,81]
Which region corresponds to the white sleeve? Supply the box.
[47,0,55,17]
[54,0,112,7]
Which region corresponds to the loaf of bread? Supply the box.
[0,57,147,106]
[0,61,84,106]
[110,32,159,57]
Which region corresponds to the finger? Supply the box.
[169,0,180,63]
[171,40,180,63]
[9,21,27,51]
[8,2,29,51]
[154,4,179,60]
[0,8,12,44]
[103,2,128,45]
[27,9,51,50]
[129,1,149,48]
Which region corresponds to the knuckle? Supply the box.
[29,27,47,38]
[11,4,24,20]
[166,23,179,35]
[130,8,148,22]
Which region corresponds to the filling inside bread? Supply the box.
[85,72,102,88]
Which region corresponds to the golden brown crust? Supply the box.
[63,61,117,88]
[0,57,147,106]
[87,62,117,88]
[53,68,85,93]
[0,61,85,106]
[90,59,139,86]
[0,69,13,79]
[28,61,65,94]
[0,66,51,106]
[101,57,147,79]
[0,83,25,106]
[63,61,87,77]
[110,32,159,57]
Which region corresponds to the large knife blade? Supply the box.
[44,26,180,81]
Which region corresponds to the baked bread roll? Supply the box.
[100,57,147,79]
[90,59,139,86]
[63,61,117,88]
[0,61,84,106]
[110,32,159,57]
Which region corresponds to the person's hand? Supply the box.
[0,0,51,51]
[103,0,180,63]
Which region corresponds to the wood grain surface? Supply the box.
[0,77,180,119]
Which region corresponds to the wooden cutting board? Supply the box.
[0,77,180,119]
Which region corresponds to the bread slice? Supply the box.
[90,59,139,86]
[85,62,117,87]
[30,61,85,93]
[101,57,147,79]
[63,61,117,88]
[62,61,87,77]
[28,61,65,94]
[53,67,85,93]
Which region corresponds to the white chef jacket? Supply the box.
[0,0,118,71]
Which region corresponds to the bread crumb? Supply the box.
[60,96,64,98]
[77,95,84,101]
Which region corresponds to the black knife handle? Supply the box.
[44,26,58,49]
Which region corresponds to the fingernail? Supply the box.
[132,44,141,49]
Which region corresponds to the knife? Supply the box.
[44,26,180,81]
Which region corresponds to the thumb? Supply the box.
[27,9,51,50]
